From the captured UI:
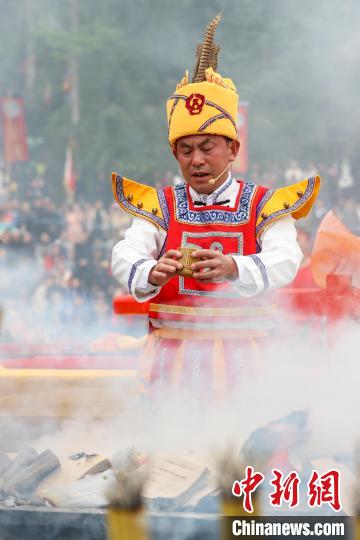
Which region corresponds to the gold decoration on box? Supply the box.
[176,247,199,277]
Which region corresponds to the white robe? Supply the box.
[112,176,303,304]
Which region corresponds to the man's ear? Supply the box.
[229,139,240,162]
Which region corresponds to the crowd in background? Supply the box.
[0,166,132,342]
[0,160,359,343]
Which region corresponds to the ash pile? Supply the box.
[0,410,355,516]
[0,447,111,509]
[0,446,217,513]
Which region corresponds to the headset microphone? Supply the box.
[208,162,231,185]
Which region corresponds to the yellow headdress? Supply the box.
[167,12,239,147]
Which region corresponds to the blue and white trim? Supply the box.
[256,189,274,220]
[256,177,317,237]
[158,188,170,229]
[203,99,237,130]
[249,254,269,290]
[173,181,257,226]
[114,174,168,231]
[128,258,152,293]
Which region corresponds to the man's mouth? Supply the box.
[191,172,210,178]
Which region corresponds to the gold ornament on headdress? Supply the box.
[192,11,223,83]
[175,70,189,91]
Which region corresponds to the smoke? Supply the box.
[22,315,358,466]
[1,223,359,523]
[144,320,358,460]
[1,244,359,528]
[1,247,358,464]
[0,249,147,346]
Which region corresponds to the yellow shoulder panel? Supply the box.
[112,172,168,231]
[256,176,321,237]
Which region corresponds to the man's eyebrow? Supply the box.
[178,141,193,149]
[198,138,214,147]
[178,137,214,150]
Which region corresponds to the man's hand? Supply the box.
[191,249,239,283]
[148,249,183,287]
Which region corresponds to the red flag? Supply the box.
[311,211,360,289]
[64,139,77,198]
[0,97,29,163]
[232,101,249,175]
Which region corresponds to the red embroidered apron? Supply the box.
[140,180,274,400]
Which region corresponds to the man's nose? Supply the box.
[191,149,205,167]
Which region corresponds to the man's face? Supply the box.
[173,134,240,194]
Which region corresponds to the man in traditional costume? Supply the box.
[111,14,320,400]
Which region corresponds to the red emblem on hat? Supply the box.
[185,93,205,115]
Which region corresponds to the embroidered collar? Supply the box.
[173,179,257,226]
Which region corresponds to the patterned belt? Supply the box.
[149,302,277,318]
[151,327,269,340]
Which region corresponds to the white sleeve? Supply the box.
[230,216,303,297]
[111,217,167,302]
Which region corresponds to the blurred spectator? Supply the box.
[337,199,360,234]
[89,199,109,240]
[172,168,183,186]
[338,158,354,198]
[312,198,328,228]
[27,175,47,201]
[284,161,304,184]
